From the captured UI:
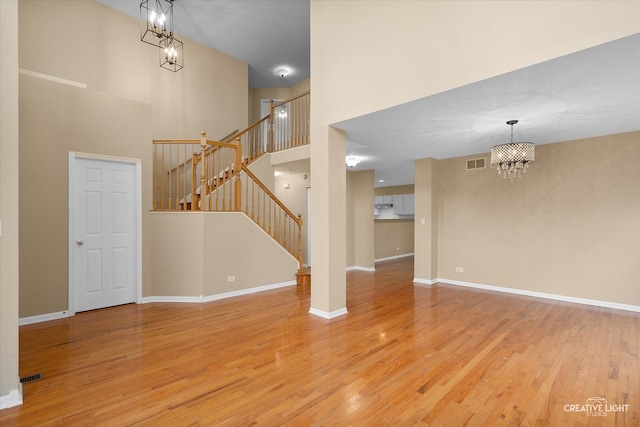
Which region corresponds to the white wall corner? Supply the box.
[375,253,415,263]
[203,280,296,303]
[19,310,73,326]
[141,296,204,304]
[413,278,436,286]
[0,386,23,410]
[347,266,375,272]
[437,278,640,313]
[309,307,348,319]
[142,280,297,305]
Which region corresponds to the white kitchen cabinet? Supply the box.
[403,194,415,215]
[393,194,404,215]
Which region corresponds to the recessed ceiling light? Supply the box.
[378,179,385,183]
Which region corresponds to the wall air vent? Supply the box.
[466,158,486,170]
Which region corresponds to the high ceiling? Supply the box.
[97,1,638,187]
[97,0,310,88]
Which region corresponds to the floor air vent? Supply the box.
[20,373,43,384]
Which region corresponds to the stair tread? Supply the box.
[296,267,311,276]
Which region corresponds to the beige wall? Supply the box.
[375,220,414,261]
[346,171,355,267]
[0,0,21,407]
[375,184,414,196]
[19,0,248,140]
[291,79,311,96]
[346,170,376,270]
[350,170,375,269]
[150,213,298,297]
[248,79,310,124]
[414,132,640,306]
[249,88,292,124]
[19,76,153,317]
[17,0,249,318]
[414,158,438,281]
[275,172,310,265]
[311,1,640,125]
[374,185,415,261]
[247,155,276,194]
[310,0,638,314]
[309,125,347,313]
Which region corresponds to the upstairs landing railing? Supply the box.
[151,91,309,266]
[152,132,302,266]
[233,90,310,164]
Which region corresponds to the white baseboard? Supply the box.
[141,280,297,305]
[435,278,640,313]
[203,280,296,302]
[141,296,204,304]
[346,266,376,272]
[19,311,73,326]
[376,253,414,263]
[19,282,298,325]
[413,278,436,286]
[0,386,23,409]
[309,307,348,319]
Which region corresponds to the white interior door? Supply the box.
[71,155,138,312]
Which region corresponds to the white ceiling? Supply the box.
[336,33,640,187]
[97,1,638,187]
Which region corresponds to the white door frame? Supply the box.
[68,152,142,315]
[306,186,311,267]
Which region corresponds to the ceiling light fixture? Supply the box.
[140,0,183,72]
[490,120,535,182]
[277,68,289,78]
[140,0,173,46]
[346,157,360,168]
[159,36,183,72]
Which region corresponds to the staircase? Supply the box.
[152,91,310,270]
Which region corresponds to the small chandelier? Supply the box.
[159,36,183,72]
[490,120,534,182]
[140,0,184,72]
[140,0,173,47]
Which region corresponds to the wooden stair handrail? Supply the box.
[167,143,220,174]
[153,139,201,144]
[233,116,269,140]
[220,129,240,142]
[241,166,302,227]
[160,137,238,175]
[203,139,238,149]
[272,90,310,110]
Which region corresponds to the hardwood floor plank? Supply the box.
[1,257,638,425]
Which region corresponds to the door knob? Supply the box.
[76,240,84,246]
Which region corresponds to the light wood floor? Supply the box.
[2,257,638,426]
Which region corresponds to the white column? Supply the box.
[309,125,347,318]
[0,0,23,409]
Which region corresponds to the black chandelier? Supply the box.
[140,0,183,72]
